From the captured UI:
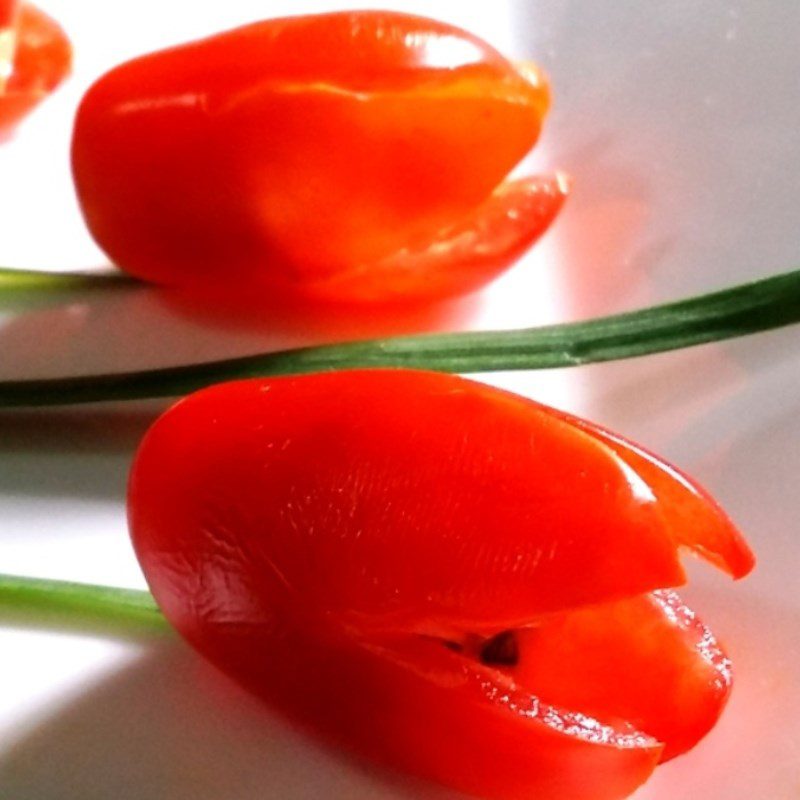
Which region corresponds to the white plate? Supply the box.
[1,2,798,798]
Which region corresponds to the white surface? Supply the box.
[0,1,799,798]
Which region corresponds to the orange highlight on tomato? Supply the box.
[129,370,754,800]
[72,12,567,303]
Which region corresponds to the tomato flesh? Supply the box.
[128,370,753,800]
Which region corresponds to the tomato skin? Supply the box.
[128,370,753,800]
[0,3,71,134]
[72,12,559,302]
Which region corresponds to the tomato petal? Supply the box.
[511,590,732,762]
[548,410,755,579]
[298,174,569,303]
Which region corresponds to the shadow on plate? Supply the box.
[0,638,459,800]
[0,406,162,454]
[0,405,163,502]
[0,275,480,382]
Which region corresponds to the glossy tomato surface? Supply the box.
[128,370,754,800]
[72,11,563,302]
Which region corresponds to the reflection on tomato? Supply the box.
[129,370,754,800]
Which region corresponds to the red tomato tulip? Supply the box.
[128,370,754,800]
[72,12,566,303]
[0,1,71,135]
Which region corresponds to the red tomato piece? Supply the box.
[0,0,16,29]
[128,370,754,800]
[72,12,562,303]
[0,2,71,134]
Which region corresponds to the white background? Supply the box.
[0,1,799,798]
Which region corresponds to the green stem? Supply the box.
[0,268,798,407]
[0,573,167,637]
[0,266,129,291]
